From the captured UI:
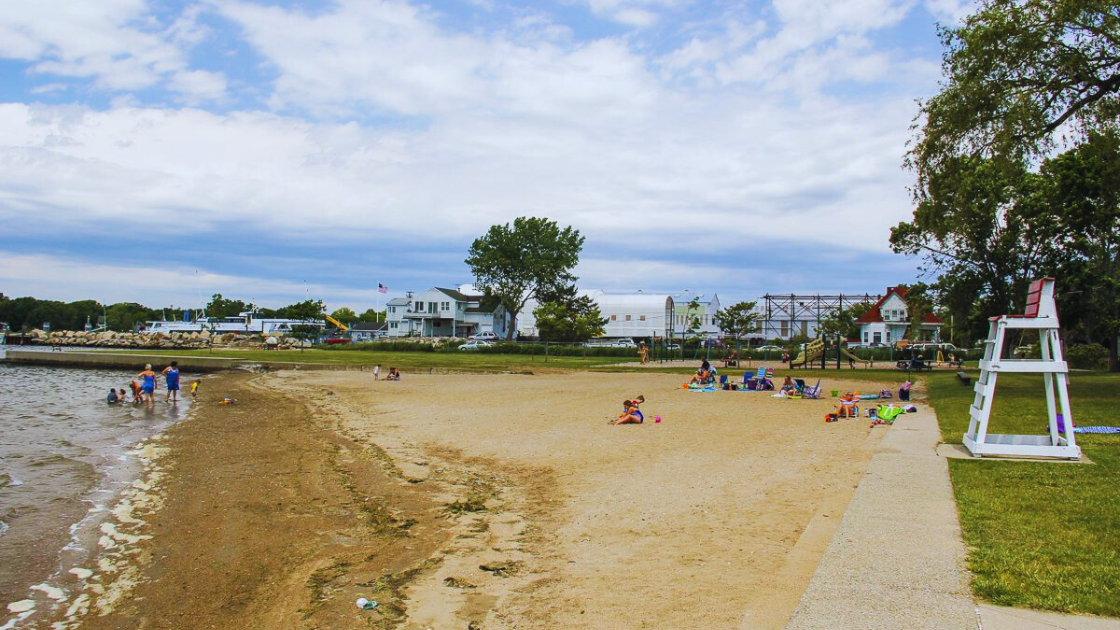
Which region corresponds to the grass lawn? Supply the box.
[115,347,630,372]
[926,370,1120,616]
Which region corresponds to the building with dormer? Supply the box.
[855,286,943,346]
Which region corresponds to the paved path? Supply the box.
[779,405,1120,630]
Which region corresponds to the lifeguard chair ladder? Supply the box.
[963,278,1080,460]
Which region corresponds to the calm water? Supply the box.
[0,348,190,627]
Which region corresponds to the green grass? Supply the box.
[926,371,1120,616]
[115,347,628,372]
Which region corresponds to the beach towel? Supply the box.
[688,386,716,392]
[1073,426,1120,434]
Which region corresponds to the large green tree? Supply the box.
[714,301,759,348]
[532,285,608,343]
[909,0,1120,183]
[465,217,584,340]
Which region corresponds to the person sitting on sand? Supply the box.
[689,361,714,385]
[780,376,798,397]
[386,367,400,381]
[611,400,644,425]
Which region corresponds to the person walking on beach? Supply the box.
[162,361,181,403]
[373,364,381,380]
[137,364,158,405]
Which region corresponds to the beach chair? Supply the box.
[802,379,821,399]
[719,374,729,389]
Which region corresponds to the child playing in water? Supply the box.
[189,380,201,401]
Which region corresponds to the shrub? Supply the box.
[1066,343,1109,370]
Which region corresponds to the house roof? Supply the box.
[386,297,410,306]
[433,287,474,302]
[855,286,943,325]
[350,322,386,331]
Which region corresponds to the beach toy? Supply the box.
[355,597,378,610]
[654,416,662,424]
[830,389,839,397]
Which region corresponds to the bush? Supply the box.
[1066,343,1109,370]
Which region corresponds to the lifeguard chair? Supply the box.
[963,278,1080,460]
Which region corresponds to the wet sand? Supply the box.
[34,370,892,630]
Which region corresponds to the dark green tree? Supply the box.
[205,294,248,319]
[330,307,357,324]
[908,0,1120,183]
[357,308,385,323]
[532,285,607,342]
[714,301,759,348]
[465,217,584,340]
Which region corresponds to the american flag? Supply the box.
[378,283,388,294]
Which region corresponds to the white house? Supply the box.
[670,292,721,337]
[385,288,509,338]
[855,286,943,346]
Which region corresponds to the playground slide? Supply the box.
[790,339,825,367]
[840,348,871,364]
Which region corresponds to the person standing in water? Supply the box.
[137,364,158,405]
[162,361,181,403]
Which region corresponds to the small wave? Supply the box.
[0,520,9,539]
[0,472,24,488]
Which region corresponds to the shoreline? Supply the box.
[27,369,895,630]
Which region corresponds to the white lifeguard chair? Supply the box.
[963,278,1080,460]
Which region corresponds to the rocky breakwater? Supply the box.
[23,329,305,351]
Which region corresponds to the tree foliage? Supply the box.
[532,285,607,342]
[205,294,249,319]
[714,301,759,347]
[465,217,584,340]
[330,307,358,323]
[909,0,1120,183]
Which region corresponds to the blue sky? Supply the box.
[0,0,972,313]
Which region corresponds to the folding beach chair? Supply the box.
[802,379,822,399]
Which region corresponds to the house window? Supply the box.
[863,332,868,342]
[611,315,617,321]
[873,331,881,343]
[441,302,450,311]
[389,306,396,314]
[640,315,646,321]
[390,322,398,329]
[625,315,632,321]
[415,301,424,312]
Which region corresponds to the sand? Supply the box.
[36,369,893,630]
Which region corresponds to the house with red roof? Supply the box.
[855,286,943,346]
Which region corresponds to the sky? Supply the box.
[0,0,974,314]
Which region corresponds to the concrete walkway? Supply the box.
[780,405,1120,630]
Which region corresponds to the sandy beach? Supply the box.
[40,369,896,630]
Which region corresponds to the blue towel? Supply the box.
[1073,426,1120,434]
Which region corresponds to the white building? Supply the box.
[385,288,509,338]
[516,290,675,340]
[670,293,721,337]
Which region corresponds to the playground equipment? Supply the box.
[789,338,825,367]
[963,278,1080,460]
[840,347,871,365]
[324,314,350,332]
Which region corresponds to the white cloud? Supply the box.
[168,70,228,102]
[0,0,212,94]
[0,251,382,310]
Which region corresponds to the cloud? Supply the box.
[0,251,384,311]
[167,69,228,102]
[0,0,213,94]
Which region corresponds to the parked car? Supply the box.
[756,345,783,352]
[469,331,499,341]
[665,343,681,350]
[459,340,491,351]
[611,338,637,348]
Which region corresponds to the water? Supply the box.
[0,349,190,626]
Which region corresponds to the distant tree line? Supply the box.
[0,292,384,333]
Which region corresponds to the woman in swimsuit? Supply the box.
[137,364,158,405]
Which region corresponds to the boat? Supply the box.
[143,312,325,336]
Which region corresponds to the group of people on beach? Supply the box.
[107,362,197,405]
[371,364,400,381]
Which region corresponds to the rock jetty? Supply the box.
[22,329,306,351]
